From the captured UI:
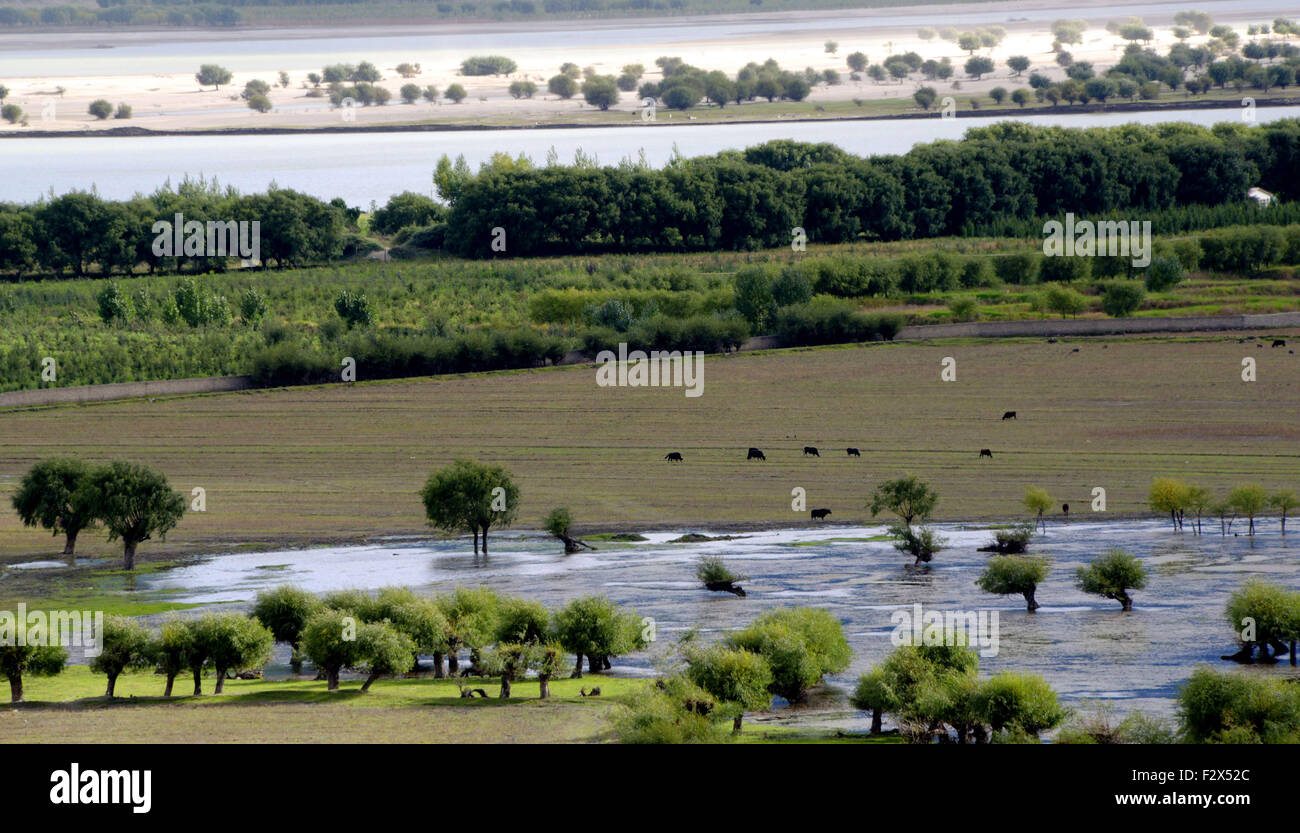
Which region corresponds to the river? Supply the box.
[107,518,1300,731]
[3,106,1296,206]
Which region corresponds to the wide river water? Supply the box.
[4,107,1298,206]
[121,518,1300,731]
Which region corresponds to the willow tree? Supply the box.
[11,458,97,555]
[421,460,520,555]
[1023,487,1052,532]
[1076,548,1148,611]
[80,461,186,570]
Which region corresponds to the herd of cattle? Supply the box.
[660,411,1019,519]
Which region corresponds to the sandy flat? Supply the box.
[0,2,1285,133]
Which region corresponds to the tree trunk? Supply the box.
[603,657,611,670]
[732,714,744,733]
[499,670,512,699]
[472,528,479,555]
[539,674,550,699]
[447,651,459,674]
[326,667,340,691]
[571,654,583,679]
[123,539,137,571]
[163,674,175,697]
[432,652,445,678]
[63,527,79,556]
[106,673,118,697]
[1024,588,1040,612]
[9,673,23,704]
[1291,639,1297,667]
[1115,590,1132,612]
[588,654,601,673]
[213,667,226,694]
[362,672,379,692]
[871,708,882,734]
[192,668,203,695]
[481,526,489,555]
[290,649,303,674]
[469,648,481,675]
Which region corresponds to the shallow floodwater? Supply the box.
[139,519,1300,729]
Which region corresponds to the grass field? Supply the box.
[3,333,1299,585]
[1,665,902,743]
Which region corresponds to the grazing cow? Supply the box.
[664,452,684,462]
[979,449,993,458]
[1273,339,1287,348]
[580,687,602,697]
[811,508,832,520]
[803,446,820,457]
[1071,347,1080,353]
[747,447,766,461]
[1001,411,1017,420]
[1047,338,1058,344]
[846,447,861,457]
[1062,503,1070,519]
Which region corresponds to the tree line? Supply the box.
[436,122,1300,258]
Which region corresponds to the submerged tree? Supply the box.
[544,506,595,554]
[1075,548,1148,611]
[1023,487,1052,533]
[684,645,773,732]
[696,555,747,596]
[977,555,1049,612]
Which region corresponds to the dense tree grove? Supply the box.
[0,179,352,277]
[437,122,1300,257]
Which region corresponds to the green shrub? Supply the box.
[1178,667,1300,743]
[1100,280,1145,317]
[725,608,851,702]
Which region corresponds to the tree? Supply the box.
[1023,487,1052,532]
[400,83,421,103]
[850,667,898,734]
[544,506,593,553]
[1006,55,1030,76]
[368,587,451,675]
[958,32,981,54]
[195,64,233,90]
[989,86,1007,104]
[913,86,937,110]
[977,555,1049,611]
[1227,484,1270,535]
[251,585,322,672]
[300,609,364,691]
[552,595,645,678]
[581,75,619,110]
[547,74,577,99]
[685,646,773,732]
[1042,283,1087,318]
[355,621,414,692]
[90,615,150,697]
[11,458,97,555]
[964,56,994,80]
[192,613,273,694]
[1076,548,1148,611]
[79,461,186,570]
[846,51,868,72]
[436,586,502,675]
[1149,477,1190,530]
[824,40,838,54]
[868,476,938,526]
[1,104,22,124]
[420,459,520,555]
[1143,256,1185,292]
[247,94,272,113]
[725,608,850,703]
[88,99,113,120]
[1178,668,1300,743]
[444,83,467,103]
[490,596,550,697]
[661,83,702,110]
[0,643,65,703]
[1224,579,1299,663]
[150,618,193,697]
[1272,490,1299,535]
[1010,88,1030,107]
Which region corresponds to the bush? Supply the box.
[725,608,850,702]
[887,522,946,564]
[993,252,1040,285]
[974,672,1068,738]
[461,55,517,75]
[773,300,902,347]
[1178,667,1300,743]
[1100,280,1145,317]
[88,99,113,120]
[334,289,373,328]
[612,676,729,743]
[1143,255,1185,291]
[987,521,1035,553]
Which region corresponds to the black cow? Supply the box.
[1001,411,1017,420]
[1273,339,1287,348]
[747,447,766,461]
[846,447,861,457]
[664,452,683,462]
[811,508,832,520]
[979,449,993,458]
[803,446,820,457]
[1062,503,1070,518]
